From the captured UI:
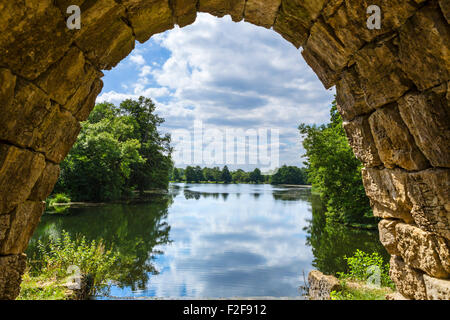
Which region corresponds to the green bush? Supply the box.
[45,194,72,215]
[28,231,119,297]
[328,250,395,300]
[17,273,68,300]
[337,249,394,289]
[330,282,393,300]
[299,100,375,225]
[51,193,71,204]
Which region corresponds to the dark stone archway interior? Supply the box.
[0,0,449,299]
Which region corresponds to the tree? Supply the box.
[185,166,196,182]
[271,165,307,185]
[119,97,173,192]
[211,167,222,183]
[194,166,204,182]
[249,168,264,183]
[298,99,374,225]
[54,97,173,201]
[221,166,232,184]
[172,168,180,182]
[202,167,214,182]
[232,169,248,183]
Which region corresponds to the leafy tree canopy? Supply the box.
[54,97,173,201]
[298,99,374,225]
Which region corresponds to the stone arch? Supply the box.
[0,0,449,300]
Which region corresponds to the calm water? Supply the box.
[27,184,388,299]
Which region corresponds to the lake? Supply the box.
[27,183,389,299]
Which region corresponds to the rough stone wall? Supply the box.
[0,0,448,299]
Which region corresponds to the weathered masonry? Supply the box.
[0,0,449,300]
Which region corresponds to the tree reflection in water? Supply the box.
[28,184,391,297]
[27,194,173,291]
[304,193,390,275]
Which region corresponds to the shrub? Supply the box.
[17,272,68,300]
[28,231,119,297]
[330,282,393,300]
[51,193,71,204]
[329,250,395,300]
[337,249,394,289]
[45,194,72,215]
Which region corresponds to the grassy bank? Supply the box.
[18,231,118,300]
[330,250,395,300]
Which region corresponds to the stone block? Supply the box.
[74,0,135,69]
[378,219,401,256]
[122,0,174,43]
[362,167,413,213]
[398,3,450,91]
[407,169,450,240]
[389,255,427,300]
[0,201,45,255]
[343,115,382,168]
[308,270,341,300]
[244,0,281,29]
[198,0,246,22]
[369,105,430,171]
[28,162,61,202]
[395,223,450,279]
[273,4,309,49]
[0,0,72,80]
[172,0,198,27]
[0,254,26,300]
[35,47,99,106]
[398,85,450,168]
[354,39,411,110]
[0,145,45,214]
[336,67,374,121]
[373,204,414,224]
[423,274,450,300]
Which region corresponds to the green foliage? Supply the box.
[337,249,394,289]
[27,231,119,297]
[185,166,204,182]
[328,250,395,300]
[17,272,68,300]
[270,165,307,185]
[172,167,181,181]
[299,99,374,225]
[305,194,390,275]
[173,166,306,184]
[51,193,71,204]
[249,168,264,183]
[221,166,232,184]
[27,195,172,293]
[330,282,393,300]
[45,193,71,215]
[232,169,248,183]
[54,97,173,202]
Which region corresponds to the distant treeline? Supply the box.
[170,165,308,185]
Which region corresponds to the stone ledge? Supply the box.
[0,254,26,300]
[423,274,450,300]
[308,270,341,300]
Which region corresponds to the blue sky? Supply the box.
[97,13,335,170]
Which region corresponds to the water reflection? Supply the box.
[304,193,389,275]
[28,184,388,298]
[27,195,172,291]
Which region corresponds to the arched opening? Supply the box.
[0,0,448,300]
